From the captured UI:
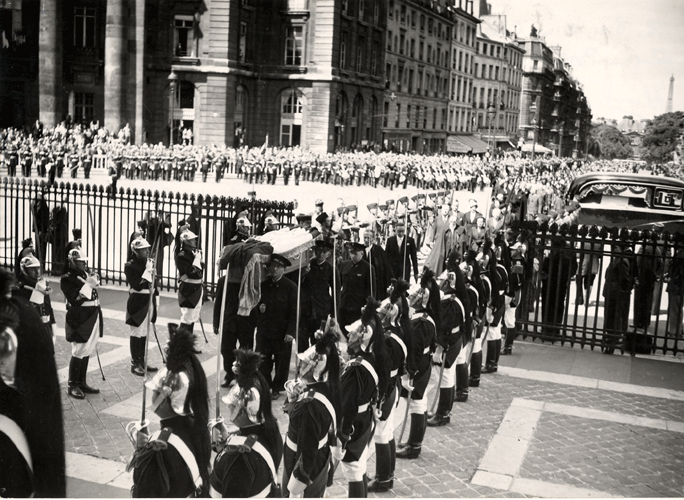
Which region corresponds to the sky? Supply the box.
[490,0,684,121]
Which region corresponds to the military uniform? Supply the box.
[12,275,56,337]
[282,384,337,497]
[175,247,204,329]
[125,254,159,375]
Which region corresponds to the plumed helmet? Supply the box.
[68,248,88,266]
[20,255,41,275]
[146,324,199,417]
[222,349,269,428]
[130,237,151,253]
[179,229,198,243]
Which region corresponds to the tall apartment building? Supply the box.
[516,27,591,157]
[1,0,388,152]
[383,0,469,154]
[472,15,523,151]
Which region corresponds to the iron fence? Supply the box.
[512,220,684,356]
[1,177,294,297]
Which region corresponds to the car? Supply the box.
[566,172,684,231]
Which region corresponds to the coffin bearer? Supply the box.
[60,248,103,399]
[125,237,159,376]
[175,229,204,332]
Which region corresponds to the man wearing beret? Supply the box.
[339,241,376,335]
[257,254,298,398]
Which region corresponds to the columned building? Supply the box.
[2,0,388,152]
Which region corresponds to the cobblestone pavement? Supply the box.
[49,285,684,498]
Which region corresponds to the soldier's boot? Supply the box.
[130,337,145,376]
[495,339,502,365]
[396,413,427,459]
[389,438,396,486]
[79,356,100,394]
[68,357,85,399]
[348,480,366,498]
[501,326,515,355]
[139,336,158,372]
[427,388,453,426]
[469,350,482,387]
[455,363,469,403]
[367,442,393,492]
[482,340,498,373]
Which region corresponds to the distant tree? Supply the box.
[642,111,684,163]
[588,124,633,159]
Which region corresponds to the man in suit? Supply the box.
[385,221,419,283]
[362,227,394,300]
[339,242,376,335]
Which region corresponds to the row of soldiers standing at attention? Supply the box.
[1,189,526,497]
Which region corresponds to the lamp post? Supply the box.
[487,104,496,156]
[529,97,539,160]
[168,71,178,146]
[558,122,564,158]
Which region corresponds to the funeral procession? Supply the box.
[1,0,684,497]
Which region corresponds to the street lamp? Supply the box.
[487,104,496,155]
[168,71,179,146]
[558,122,564,158]
[529,97,539,160]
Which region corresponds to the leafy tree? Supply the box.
[588,124,633,159]
[642,111,684,163]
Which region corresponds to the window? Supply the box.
[395,103,400,128]
[489,45,494,56]
[371,43,378,75]
[340,39,347,69]
[533,60,538,70]
[385,63,391,86]
[482,43,486,55]
[393,35,398,53]
[427,44,431,63]
[358,0,364,20]
[441,108,446,130]
[374,2,379,24]
[285,25,304,65]
[417,69,423,93]
[388,0,393,18]
[406,105,411,128]
[400,5,406,23]
[408,69,413,93]
[496,46,501,58]
[74,7,96,48]
[415,106,420,128]
[397,66,403,92]
[419,41,424,61]
[495,66,499,80]
[410,38,415,58]
[387,31,392,51]
[427,18,432,35]
[420,15,425,32]
[399,33,405,55]
[458,51,462,71]
[75,92,94,122]
[239,22,247,63]
[174,15,195,57]
[411,10,416,28]
[178,81,195,109]
[342,0,348,16]
[383,101,389,127]
[356,38,364,72]
[281,91,303,146]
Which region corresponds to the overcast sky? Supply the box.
[491,0,684,121]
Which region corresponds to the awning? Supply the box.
[456,135,490,154]
[520,143,553,154]
[446,136,471,153]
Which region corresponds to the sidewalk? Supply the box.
[47,282,684,498]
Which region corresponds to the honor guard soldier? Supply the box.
[125,237,159,376]
[61,248,103,399]
[129,324,211,497]
[482,236,508,373]
[209,349,283,498]
[394,271,440,459]
[282,325,342,497]
[175,229,204,333]
[368,279,411,492]
[12,255,55,340]
[470,242,493,388]
[0,268,66,497]
[332,298,390,497]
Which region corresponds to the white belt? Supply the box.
[423,346,431,354]
[285,434,328,452]
[390,369,399,377]
[129,288,150,294]
[41,315,50,323]
[451,326,460,333]
[0,414,32,475]
[81,300,100,307]
[210,483,270,499]
[358,403,370,413]
[180,277,203,285]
